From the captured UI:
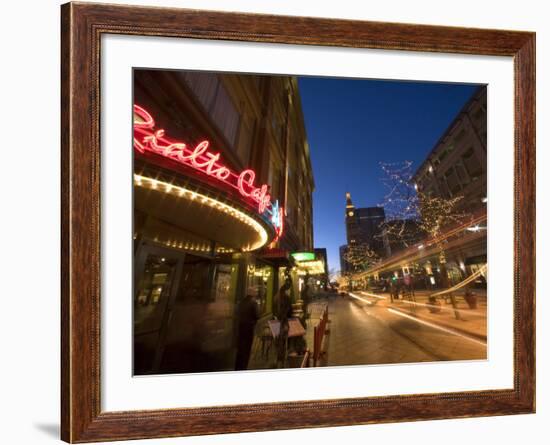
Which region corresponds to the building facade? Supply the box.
[411,85,487,284]
[314,247,329,290]
[132,70,314,374]
[412,85,487,214]
[339,244,350,275]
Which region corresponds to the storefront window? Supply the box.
[156,255,240,373]
[246,262,274,316]
[447,266,463,286]
[176,253,213,302]
[134,254,177,332]
[213,264,236,302]
[134,254,178,374]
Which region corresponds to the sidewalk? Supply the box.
[247,301,325,369]
[304,300,330,354]
[364,290,487,341]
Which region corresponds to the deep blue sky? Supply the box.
[297,77,479,272]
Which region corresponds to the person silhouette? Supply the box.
[235,289,259,370]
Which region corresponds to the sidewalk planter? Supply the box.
[427,296,442,313]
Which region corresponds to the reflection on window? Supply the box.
[134,255,177,333]
[246,262,273,315]
[176,254,213,303]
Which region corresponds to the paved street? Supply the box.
[247,292,486,370]
[318,294,486,367]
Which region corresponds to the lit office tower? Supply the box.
[344,192,386,258]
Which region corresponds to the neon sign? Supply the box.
[133,105,283,238]
[270,200,284,242]
[291,252,316,262]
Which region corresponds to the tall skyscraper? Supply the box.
[344,192,386,257]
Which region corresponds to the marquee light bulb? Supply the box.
[133,174,269,250]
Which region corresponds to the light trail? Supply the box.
[395,298,484,316]
[348,293,374,305]
[430,264,487,297]
[358,291,386,299]
[387,308,487,346]
[356,290,484,316]
[351,210,487,280]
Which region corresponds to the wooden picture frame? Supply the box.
[61,2,535,442]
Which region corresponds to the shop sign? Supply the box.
[133,104,275,217]
[291,252,316,262]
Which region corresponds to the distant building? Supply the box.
[314,248,329,287]
[344,192,386,258]
[339,244,350,274]
[314,248,328,272]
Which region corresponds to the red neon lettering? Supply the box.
[134,137,145,153]
[237,170,255,197]
[214,167,231,180]
[251,184,270,213]
[187,142,221,173]
[133,104,274,216]
[134,104,155,129]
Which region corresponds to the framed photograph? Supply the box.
[61,2,535,442]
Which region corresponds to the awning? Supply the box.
[134,173,276,252]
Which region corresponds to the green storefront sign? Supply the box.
[291,252,315,262]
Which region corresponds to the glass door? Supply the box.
[133,252,179,374]
[159,255,240,373]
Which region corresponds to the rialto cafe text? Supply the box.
[133,104,284,240]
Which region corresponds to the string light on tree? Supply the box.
[376,161,469,280]
[417,194,467,240]
[343,243,380,272]
[376,161,422,248]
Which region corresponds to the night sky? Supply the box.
[297,77,480,273]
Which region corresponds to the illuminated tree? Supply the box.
[377,161,468,246]
[417,194,466,239]
[417,193,468,295]
[377,161,469,293]
[377,161,423,248]
[343,243,380,272]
